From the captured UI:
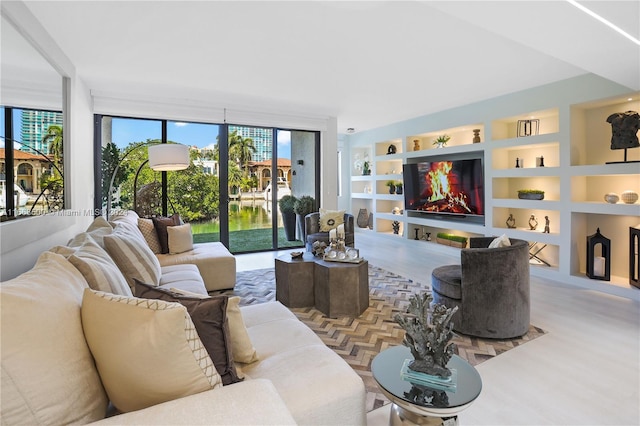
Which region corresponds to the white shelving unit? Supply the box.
[348,79,640,300]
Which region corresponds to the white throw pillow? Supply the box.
[0,252,108,425]
[168,223,194,254]
[489,234,512,248]
[319,208,345,232]
[81,289,222,413]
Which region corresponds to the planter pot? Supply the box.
[388,186,395,194]
[518,192,544,200]
[436,237,467,248]
[395,185,403,195]
[282,211,297,241]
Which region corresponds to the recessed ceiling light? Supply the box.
[566,0,640,46]
[347,128,355,134]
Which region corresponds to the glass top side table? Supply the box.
[372,345,482,425]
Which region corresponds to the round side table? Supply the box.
[372,346,482,425]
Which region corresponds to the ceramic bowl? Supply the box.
[604,193,619,204]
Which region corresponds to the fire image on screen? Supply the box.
[403,159,484,216]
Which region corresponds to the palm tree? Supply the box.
[228,130,256,177]
[42,125,63,169]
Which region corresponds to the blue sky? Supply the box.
[111,118,291,158]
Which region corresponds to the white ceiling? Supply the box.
[10,1,640,133]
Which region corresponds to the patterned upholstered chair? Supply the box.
[431,237,530,339]
[304,212,355,252]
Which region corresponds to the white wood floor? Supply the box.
[236,231,640,425]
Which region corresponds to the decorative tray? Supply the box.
[322,256,365,264]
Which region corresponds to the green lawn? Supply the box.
[193,227,303,253]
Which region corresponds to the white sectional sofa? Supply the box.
[0,215,366,425]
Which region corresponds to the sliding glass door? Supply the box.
[97,115,319,254]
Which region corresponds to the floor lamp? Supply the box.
[106,142,190,219]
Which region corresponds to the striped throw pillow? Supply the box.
[104,224,162,290]
[51,234,132,297]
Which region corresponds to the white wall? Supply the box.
[0,2,94,281]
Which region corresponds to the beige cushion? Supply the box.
[81,289,222,413]
[489,234,512,248]
[109,211,146,242]
[0,252,108,425]
[138,218,162,254]
[69,216,113,248]
[166,291,259,365]
[168,223,194,254]
[318,208,345,232]
[104,223,162,289]
[159,264,208,295]
[227,296,259,364]
[51,234,132,296]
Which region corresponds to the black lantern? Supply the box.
[630,226,640,288]
[586,228,611,281]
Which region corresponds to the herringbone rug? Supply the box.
[215,265,546,412]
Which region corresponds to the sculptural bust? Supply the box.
[606,110,640,150]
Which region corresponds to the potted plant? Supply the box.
[435,232,468,248]
[433,134,451,148]
[362,161,371,176]
[278,195,298,241]
[294,195,317,239]
[386,180,396,194]
[517,189,545,200]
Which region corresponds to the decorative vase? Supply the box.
[367,213,373,230]
[388,185,395,194]
[356,208,369,228]
[472,129,481,143]
[435,142,446,149]
[604,193,619,204]
[413,139,421,151]
[395,184,403,195]
[621,190,638,204]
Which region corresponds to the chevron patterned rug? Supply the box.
[216,265,545,412]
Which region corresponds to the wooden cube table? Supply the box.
[275,254,316,308]
[313,258,369,318]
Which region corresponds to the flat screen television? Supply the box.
[403,158,484,218]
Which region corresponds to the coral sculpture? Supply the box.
[394,292,458,378]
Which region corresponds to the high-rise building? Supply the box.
[229,125,272,162]
[20,110,63,154]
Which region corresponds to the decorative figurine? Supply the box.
[606,110,640,164]
[394,293,458,378]
[387,144,397,155]
[426,232,431,241]
[472,129,481,143]
[544,216,550,233]
[529,214,538,230]
[414,227,420,240]
[413,139,421,151]
[539,155,545,167]
[506,213,516,229]
[393,221,400,235]
[515,158,520,168]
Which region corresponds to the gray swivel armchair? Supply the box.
[431,237,530,339]
[304,212,355,252]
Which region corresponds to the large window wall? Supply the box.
[96,115,320,253]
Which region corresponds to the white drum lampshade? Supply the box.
[148,144,190,171]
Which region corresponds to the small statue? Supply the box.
[472,129,481,143]
[607,111,640,150]
[393,221,400,235]
[413,139,421,151]
[312,241,327,257]
[544,216,550,233]
[515,158,520,168]
[529,214,538,231]
[394,293,458,379]
[506,213,516,229]
[387,144,397,155]
[414,227,419,240]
